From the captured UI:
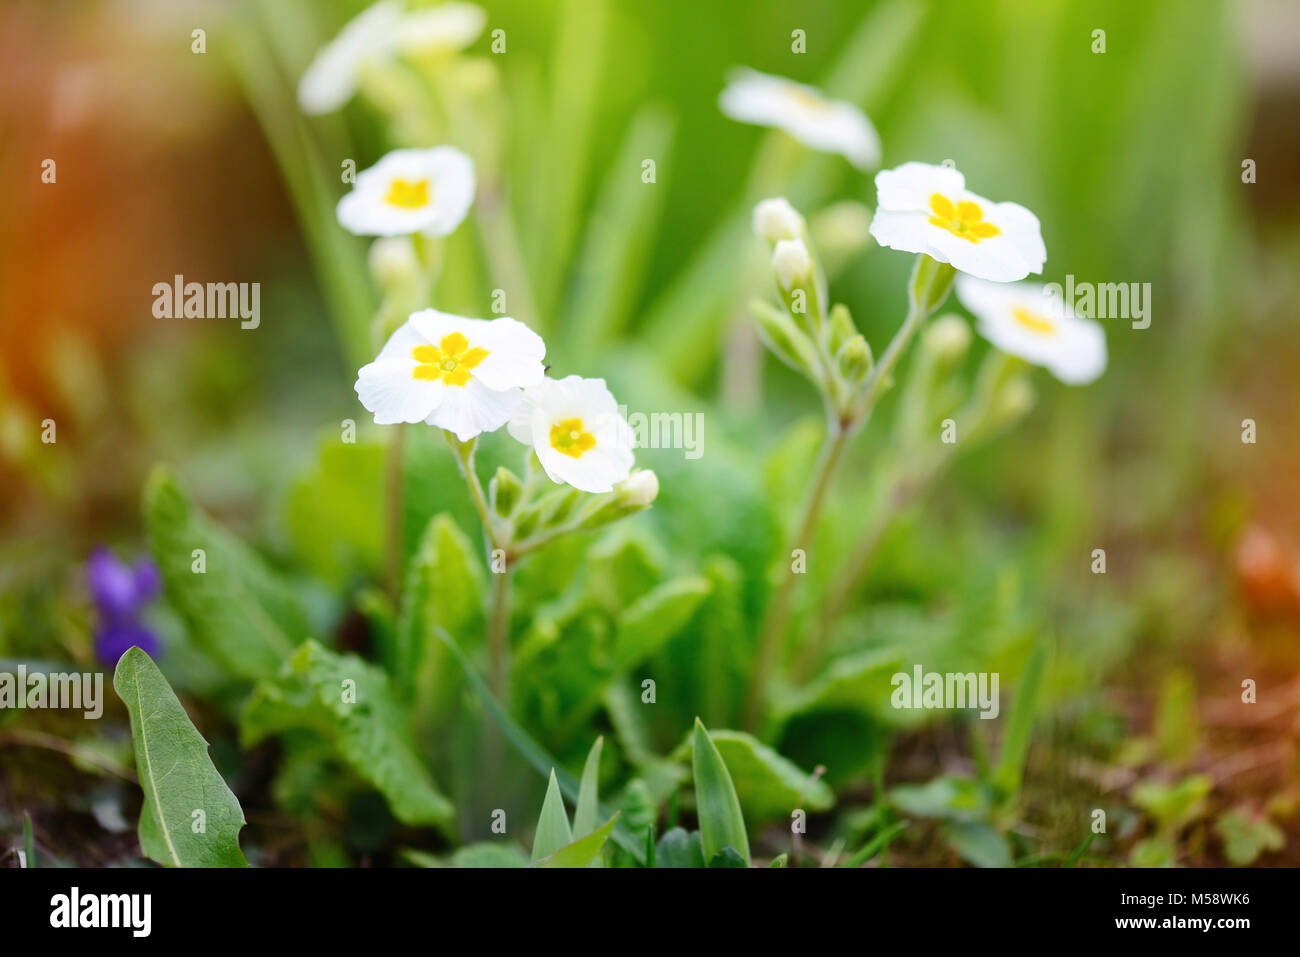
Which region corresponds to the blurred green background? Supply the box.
[2,0,1299,867]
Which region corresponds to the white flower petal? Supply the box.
[719,68,880,169]
[470,317,547,391]
[355,356,445,424]
[956,275,1107,385]
[298,1,402,115]
[426,378,523,441]
[396,2,486,53]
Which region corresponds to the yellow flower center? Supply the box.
[1011,307,1056,335]
[549,418,596,459]
[928,193,1000,244]
[385,177,431,209]
[411,332,488,386]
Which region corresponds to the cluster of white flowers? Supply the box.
[724,63,1106,387]
[333,139,643,495]
[298,1,486,115]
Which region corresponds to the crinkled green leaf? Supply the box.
[890,775,990,823]
[692,718,749,867]
[397,513,485,696]
[655,827,705,869]
[143,467,303,680]
[285,437,385,587]
[241,640,453,829]
[1215,807,1285,865]
[943,820,1011,869]
[114,647,247,867]
[613,576,711,672]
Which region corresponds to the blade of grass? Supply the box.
[562,105,676,361]
[435,626,645,862]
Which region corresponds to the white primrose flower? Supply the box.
[869,162,1046,282]
[753,197,805,243]
[337,147,476,237]
[508,376,636,494]
[355,310,547,439]
[396,2,486,54]
[956,275,1107,385]
[298,0,403,115]
[719,68,881,170]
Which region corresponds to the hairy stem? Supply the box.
[743,418,851,731]
[384,424,407,600]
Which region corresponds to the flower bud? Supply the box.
[752,300,819,379]
[828,303,858,355]
[994,376,1036,423]
[772,238,813,292]
[753,197,805,244]
[490,466,523,517]
[616,470,659,508]
[368,237,420,290]
[922,314,972,367]
[836,334,873,384]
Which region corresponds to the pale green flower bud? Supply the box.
[753,197,805,244]
[836,334,873,384]
[921,314,972,368]
[368,237,420,290]
[772,238,814,292]
[616,469,659,508]
[490,466,523,518]
[828,303,858,355]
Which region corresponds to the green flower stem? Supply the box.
[488,564,512,701]
[743,417,852,732]
[445,431,512,699]
[445,432,501,551]
[805,352,1025,680]
[743,255,957,729]
[856,255,957,418]
[384,424,406,600]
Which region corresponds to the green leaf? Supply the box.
[890,775,990,823]
[564,104,676,359]
[613,577,712,672]
[532,770,574,862]
[451,843,530,869]
[672,728,833,823]
[433,626,646,863]
[655,827,705,869]
[692,718,750,867]
[285,436,385,587]
[943,820,1012,869]
[397,513,485,695]
[708,847,748,868]
[843,821,908,867]
[1132,775,1212,834]
[113,647,248,867]
[769,853,788,868]
[241,640,453,829]
[143,467,302,681]
[573,736,604,839]
[993,641,1047,798]
[1215,807,1284,865]
[535,813,619,869]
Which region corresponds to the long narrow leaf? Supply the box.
[692,718,750,866]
